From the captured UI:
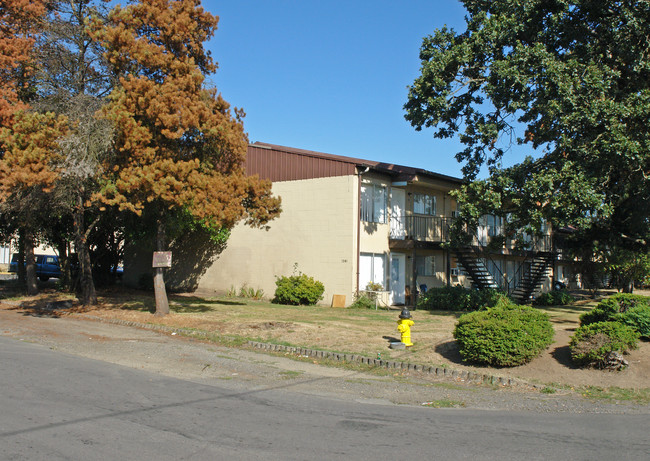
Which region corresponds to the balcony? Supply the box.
[390,215,554,252]
[390,216,454,243]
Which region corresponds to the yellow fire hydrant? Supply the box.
[397,308,414,347]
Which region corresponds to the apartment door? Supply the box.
[390,188,406,239]
[390,253,406,305]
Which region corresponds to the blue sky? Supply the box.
[203,1,509,178]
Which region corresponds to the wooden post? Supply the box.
[153,220,170,316]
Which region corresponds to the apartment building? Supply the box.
[124,142,569,305]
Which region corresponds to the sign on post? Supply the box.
[152,251,172,268]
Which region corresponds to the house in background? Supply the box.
[124,142,573,305]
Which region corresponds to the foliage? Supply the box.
[619,306,650,341]
[533,290,575,307]
[453,305,554,367]
[606,249,650,293]
[417,285,509,311]
[238,284,264,300]
[365,281,383,292]
[0,111,68,197]
[606,293,650,311]
[349,293,376,310]
[87,0,280,314]
[405,0,649,260]
[580,293,650,326]
[0,110,69,295]
[0,0,47,126]
[273,269,325,306]
[89,0,281,230]
[569,322,639,368]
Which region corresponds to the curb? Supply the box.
[246,340,533,388]
[82,314,543,390]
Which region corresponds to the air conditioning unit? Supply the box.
[451,211,460,218]
[450,268,460,276]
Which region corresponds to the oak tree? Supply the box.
[92,0,280,315]
[405,1,649,263]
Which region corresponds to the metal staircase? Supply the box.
[455,246,555,304]
[510,252,555,303]
[455,246,499,290]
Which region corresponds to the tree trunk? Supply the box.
[623,279,634,293]
[153,218,169,316]
[16,229,25,285]
[24,230,38,296]
[56,239,70,289]
[74,195,97,305]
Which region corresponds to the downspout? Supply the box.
[356,166,370,294]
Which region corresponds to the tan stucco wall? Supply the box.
[195,175,359,305]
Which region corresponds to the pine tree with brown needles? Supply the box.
[91,0,280,315]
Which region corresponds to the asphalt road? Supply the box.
[1,336,649,461]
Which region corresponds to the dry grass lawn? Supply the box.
[3,284,650,390]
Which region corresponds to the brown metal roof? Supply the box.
[246,142,464,184]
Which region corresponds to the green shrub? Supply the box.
[417,286,510,311]
[608,293,650,311]
[273,273,325,306]
[618,305,650,340]
[533,290,575,306]
[569,321,639,368]
[580,293,650,326]
[349,293,375,309]
[579,300,619,326]
[452,305,555,367]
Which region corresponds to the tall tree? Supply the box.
[405,1,650,258]
[0,111,68,295]
[0,0,55,294]
[0,0,47,126]
[91,0,280,315]
[33,0,114,305]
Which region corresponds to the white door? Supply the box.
[390,253,406,305]
[390,188,406,239]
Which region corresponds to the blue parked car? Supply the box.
[9,254,63,281]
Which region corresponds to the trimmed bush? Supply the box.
[273,273,325,306]
[533,290,575,306]
[417,286,510,311]
[569,321,639,368]
[619,305,650,340]
[580,293,650,326]
[452,305,555,367]
[608,293,650,311]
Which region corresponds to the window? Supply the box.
[360,253,386,290]
[479,214,503,237]
[415,255,435,276]
[413,193,436,215]
[360,184,387,223]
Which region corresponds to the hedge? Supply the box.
[580,293,650,327]
[533,290,575,306]
[453,305,555,367]
[417,286,510,311]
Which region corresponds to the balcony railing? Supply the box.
[390,216,454,243]
[390,215,553,252]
